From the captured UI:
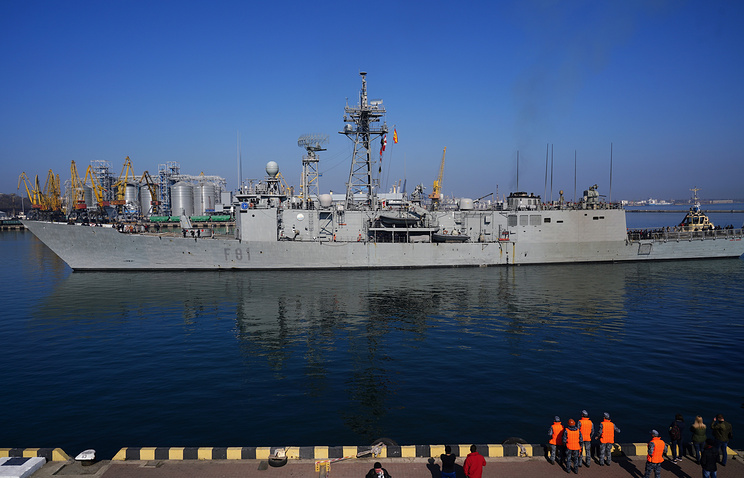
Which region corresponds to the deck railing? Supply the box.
[627,227,744,243]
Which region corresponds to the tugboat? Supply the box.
[678,187,714,231]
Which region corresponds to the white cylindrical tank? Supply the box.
[171,181,194,217]
[124,183,138,204]
[82,185,94,208]
[140,186,152,215]
[193,184,203,215]
[200,183,216,213]
[124,183,139,212]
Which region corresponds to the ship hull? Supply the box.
[22,220,744,271]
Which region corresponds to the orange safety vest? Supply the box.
[579,418,593,442]
[550,422,564,445]
[648,437,665,463]
[565,428,581,450]
[600,419,615,444]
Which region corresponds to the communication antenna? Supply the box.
[298,134,328,208]
[340,72,388,210]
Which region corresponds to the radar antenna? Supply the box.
[690,186,701,212]
[340,72,388,210]
[298,134,328,208]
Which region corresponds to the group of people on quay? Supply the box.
[366,445,488,478]
[548,411,619,473]
[365,412,734,478]
[547,411,734,478]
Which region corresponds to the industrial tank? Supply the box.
[140,186,152,216]
[124,183,138,203]
[199,183,216,213]
[171,181,194,217]
[193,184,217,215]
[82,185,94,209]
[125,183,139,212]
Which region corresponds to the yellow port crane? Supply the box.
[69,160,88,210]
[112,156,136,208]
[18,172,43,210]
[83,165,107,208]
[428,147,446,210]
[139,170,160,214]
[44,169,62,212]
[18,170,63,219]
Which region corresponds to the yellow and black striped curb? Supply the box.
[4,444,737,461]
[0,448,70,462]
[112,443,705,460]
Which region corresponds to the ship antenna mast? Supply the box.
[690,186,701,212]
[298,133,328,209]
[340,72,388,210]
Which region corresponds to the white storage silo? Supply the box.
[140,186,152,216]
[171,181,194,217]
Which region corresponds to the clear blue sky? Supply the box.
[2,0,743,202]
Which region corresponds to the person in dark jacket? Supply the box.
[711,414,733,465]
[365,462,392,478]
[700,438,719,478]
[440,445,457,478]
[668,413,685,462]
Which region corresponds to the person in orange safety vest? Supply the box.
[548,416,565,466]
[578,410,594,468]
[596,412,620,466]
[563,418,583,474]
[644,429,667,478]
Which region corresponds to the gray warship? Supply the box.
[23,73,744,270]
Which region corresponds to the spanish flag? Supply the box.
[393,128,398,144]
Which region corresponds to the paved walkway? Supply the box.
[32,454,743,478]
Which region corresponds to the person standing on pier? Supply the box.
[596,412,620,466]
[711,414,733,466]
[668,413,685,462]
[548,416,564,465]
[463,444,486,478]
[563,419,583,474]
[691,415,707,463]
[578,410,594,467]
[700,438,719,478]
[440,445,457,478]
[644,429,667,478]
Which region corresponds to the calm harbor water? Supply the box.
[2,209,743,459]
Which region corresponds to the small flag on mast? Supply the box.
[380,134,387,157]
[393,128,398,144]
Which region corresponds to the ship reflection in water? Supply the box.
[31,259,743,457]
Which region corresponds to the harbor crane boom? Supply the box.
[112,156,136,207]
[428,147,446,209]
[139,171,160,214]
[70,160,87,210]
[18,172,43,209]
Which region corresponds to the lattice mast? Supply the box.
[341,72,388,209]
[298,134,328,209]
